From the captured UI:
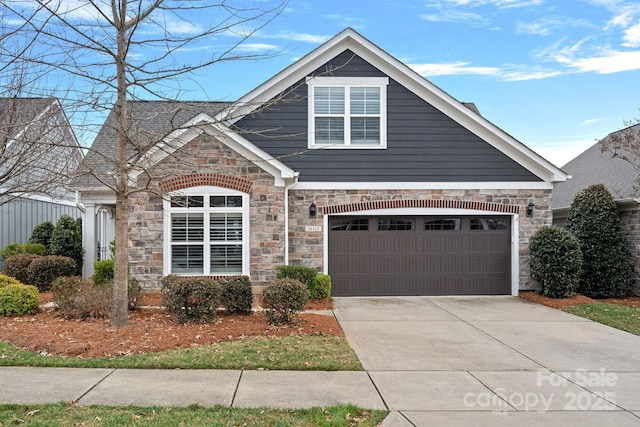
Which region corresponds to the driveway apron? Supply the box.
[333,296,640,427]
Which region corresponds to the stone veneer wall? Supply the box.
[288,188,552,291]
[128,132,286,290]
[618,206,640,295]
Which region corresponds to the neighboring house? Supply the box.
[0,98,83,268]
[77,28,567,296]
[553,123,640,294]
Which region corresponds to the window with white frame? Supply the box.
[164,188,249,276]
[307,76,388,148]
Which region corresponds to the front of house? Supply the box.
[77,29,567,296]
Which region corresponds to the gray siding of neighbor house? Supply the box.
[235,50,541,182]
[0,197,80,269]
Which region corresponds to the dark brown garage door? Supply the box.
[329,216,511,296]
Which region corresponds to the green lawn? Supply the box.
[0,403,388,426]
[563,303,640,336]
[0,335,362,370]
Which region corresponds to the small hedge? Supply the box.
[27,255,77,291]
[219,275,253,314]
[276,265,321,299]
[3,255,39,285]
[161,275,221,324]
[1,243,46,260]
[262,278,309,325]
[0,274,39,317]
[530,226,583,298]
[92,259,115,285]
[52,276,111,319]
[315,275,332,300]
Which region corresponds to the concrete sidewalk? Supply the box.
[0,367,386,410]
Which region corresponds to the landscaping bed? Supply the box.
[0,293,340,359]
[519,291,640,310]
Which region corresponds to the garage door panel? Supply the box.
[329,215,511,296]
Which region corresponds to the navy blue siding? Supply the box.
[236,50,540,182]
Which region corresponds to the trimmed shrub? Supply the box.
[3,254,40,285]
[314,275,332,300]
[219,275,253,314]
[49,215,83,275]
[126,276,142,311]
[52,276,111,319]
[161,275,221,323]
[92,259,115,285]
[530,226,583,298]
[0,283,39,316]
[262,278,309,325]
[0,273,23,288]
[276,265,319,299]
[566,184,632,298]
[28,221,54,251]
[1,243,46,260]
[27,255,77,291]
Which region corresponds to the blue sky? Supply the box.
[186,0,640,167]
[6,0,640,167]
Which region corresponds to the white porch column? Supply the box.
[82,202,96,278]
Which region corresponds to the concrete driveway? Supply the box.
[333,296,640,426]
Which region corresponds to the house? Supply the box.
[553,123,640,294]
[0,98,83,268]
[77,28,567,296]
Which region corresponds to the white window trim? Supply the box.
[163,186,250,277]
[307,76,389,149]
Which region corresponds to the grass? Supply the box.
[0,403,388,426]
[0,335,363,370]
[563,303,640,336]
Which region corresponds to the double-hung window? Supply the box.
[307,76,388,149]
[164,187,249,276]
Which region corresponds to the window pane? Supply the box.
[170,196,203,208]
[171,245,204,273]
[315,117,344,144]
[171,213,204,241]
[331,218,369,231]
[210,213,242,241]
[378,218,415,231]
[210,196,243,208]
[227,196,242,207]
[470,218,508,231]
[351,87,380,114]
[315,87,344,114]
[211,245,243,274]
[351,117,380,144]
[425,218,461,231]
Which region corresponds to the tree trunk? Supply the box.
[111,191,129,326]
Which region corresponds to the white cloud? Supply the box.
[262,32,331,44]
[409,62,500,76]
[235,43,279,53]
[419,10,486,24]
[622,23,640,47]
[570,49,640,73]
[580,118,603,126]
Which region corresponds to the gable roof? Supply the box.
[223,28,567,184]
[553,123,640,210]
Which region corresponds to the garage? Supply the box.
[328,215,512,296]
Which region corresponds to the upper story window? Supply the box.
[307,76,389,149]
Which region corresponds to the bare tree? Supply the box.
[600,115,640,179]
[0,7,81,205]
[1,0,284,326]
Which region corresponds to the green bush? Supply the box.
[219,275,253,314]
[3,254,41,285]
[92,259,115,285]
[530,226,583,298]
[161,275,221,323]
[0,273,23,288]
[314,275,332,300]
[1,243,46,260]
[276,265,319,299]
[28,221,54,251]
[52,275,141,319]
[49,215,83,275]
[27,255,77,291]
[52,276,111,319]
[566,184,632,298]
[262,278,309,325]
[0,283,39,316]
